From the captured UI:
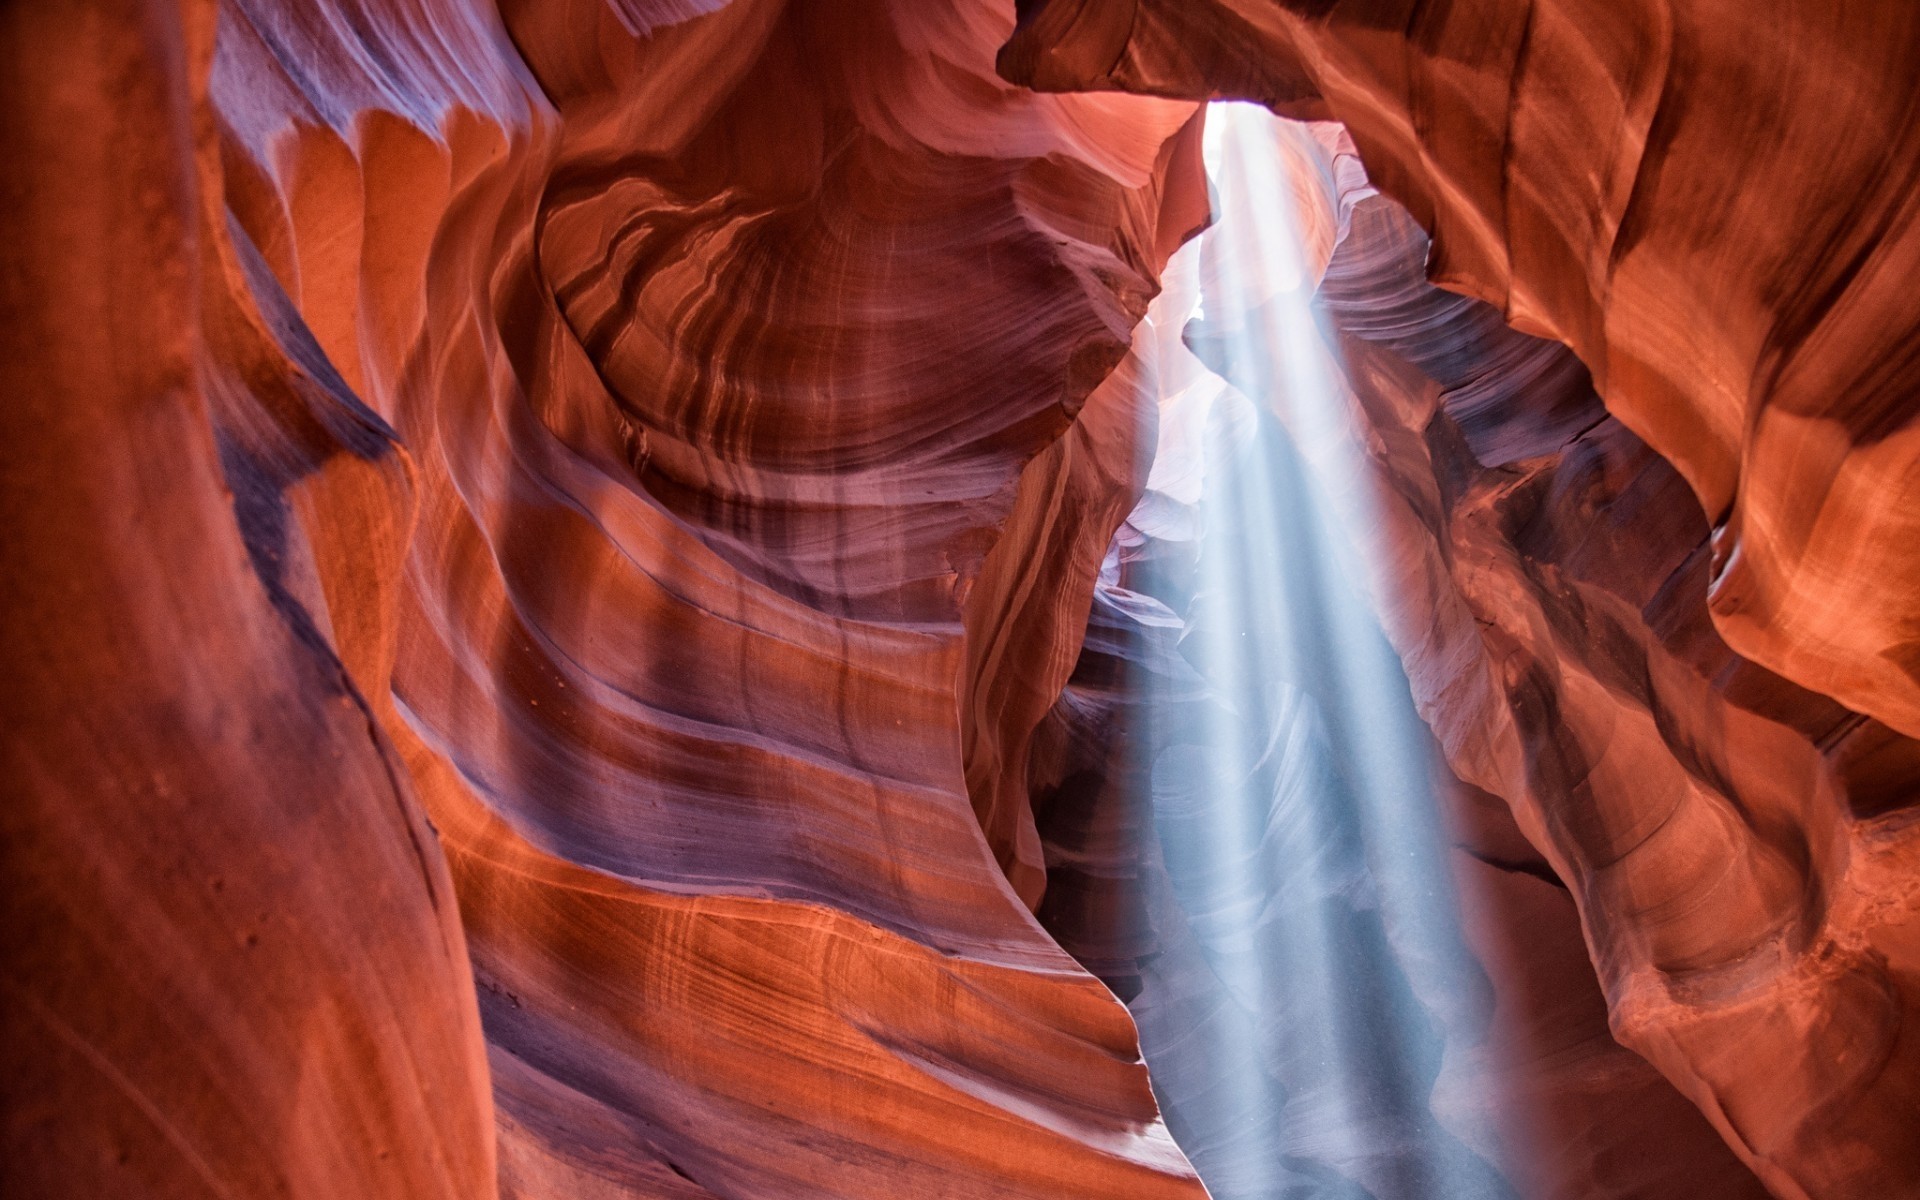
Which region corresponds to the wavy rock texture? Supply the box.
[0,7,496,1198]
[1149,116,1915,1197]
[1001,0,1920,748]
[10,3,1920,1199]
[1313,200,1920,1200]
[4,1,1216,1197]
[1001,11,1920,1198]
[1029,117,1779,1200]
[1036,590,1779,1200]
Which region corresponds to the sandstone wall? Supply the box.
[2,3,1212,1196]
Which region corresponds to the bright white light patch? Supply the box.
[1120,102,1526,1200]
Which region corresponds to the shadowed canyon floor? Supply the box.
[4,3,1918,1199]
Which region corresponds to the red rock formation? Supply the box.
[1001,11,1920,1197]
[1179,116,1920,1196]
[1002,0,1920,747]
[9,3,1919,1199]
[1024,118,1781,1199]
[0,7,496,1198]
[5,1,1212,1196]
[1316,133,1920,1200]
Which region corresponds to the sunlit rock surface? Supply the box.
[4,2,1210,1197]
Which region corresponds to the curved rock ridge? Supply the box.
[1133,114,1918,1198]
[5,1,1215,1197]
[1,7,498,1199]
[999,0,1920,750]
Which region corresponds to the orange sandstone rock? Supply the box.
[4,1,1210,1196]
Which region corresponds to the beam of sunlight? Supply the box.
[1120,102,1523,1200]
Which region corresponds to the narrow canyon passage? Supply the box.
[1112,104,1517,1199]
[5,4,1920,1200]
[1032,104,1776,1200]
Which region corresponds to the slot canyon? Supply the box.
[5,2,1919,1198]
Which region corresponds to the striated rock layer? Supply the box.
[7,2,1919,1199]
[4,1,1214,1197]
[0,6,496,1197]
[1089,111,1917,1199]
[1003,9,1920,1197]
[1316,197,1920,1200]
[1031,116,1782,1200]
[1002,0,1920,748]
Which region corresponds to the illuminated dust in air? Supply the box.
[1102,102,1532,1200]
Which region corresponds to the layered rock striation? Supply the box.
[1119,113,1918,1197]
[1001,10,1920,1197]
[6,3,1918,1199]
[5,1,1212,1196]
[1030,116,1784,1200]
[1002,0,1920,746]
[1316,196,1920,1200]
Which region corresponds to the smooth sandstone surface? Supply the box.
[0,6,496,1198]
[1324,205,1920,1199]
[6,1,1209,1197]
[5,3,1918,1200]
